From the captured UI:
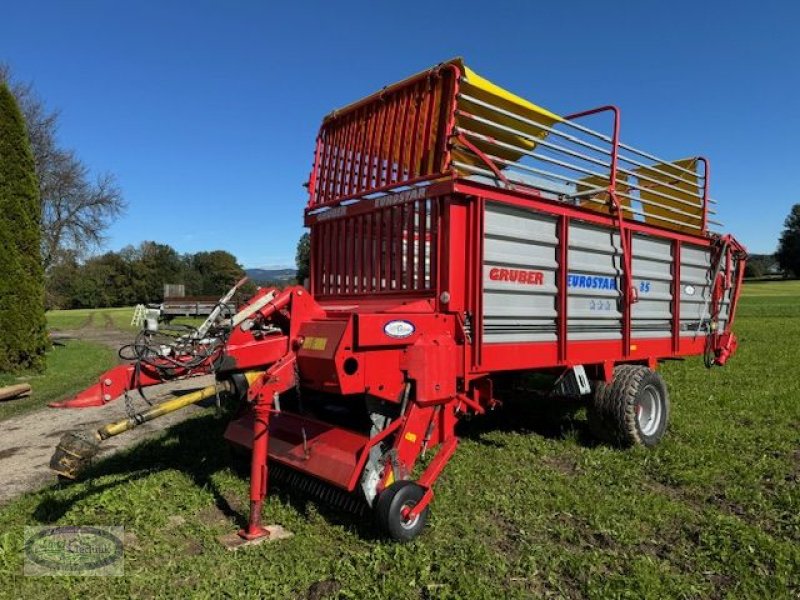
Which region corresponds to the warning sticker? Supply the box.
[302,337,328,351]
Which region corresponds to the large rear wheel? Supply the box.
[588,365,669,447]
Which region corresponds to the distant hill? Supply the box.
[245,268,297,284]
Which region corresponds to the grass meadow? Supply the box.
[0,282,797,598]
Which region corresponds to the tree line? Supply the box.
[746,203,800,279]
[46,242,252,310]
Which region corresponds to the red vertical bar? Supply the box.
[622,229,632,356]
[672,240,681,353]
[338,218,347,295]
[406,201,415,290]
[430,197,439,299]
[347,217,356,294]
[420,77,438,176]
[349,108,369,196]
[382,208,392,291]
[366,212,375,292]
[378,96,397,186]
[558,215,569,362]
[357,108,374,192]
[326,220,334,295]
[435,67,459,174]
[396,90,413,183]
[309,226,317,293]
[355,215,363,294]
[349,110,365,194]
[375,209,383,291]
[341,113,357,198]
[325,124,344,201]
[334,117,350,198]
[325,221,332,295]
[317,131,333,205]
[395,205,404,290]
[320,222,328,295]
[408,83,424,179]
[417,198,427,289]
[390,205,400,290]
[340,115,357,198]
[307,136,323,207]
[374,99,391,190]
[342,218,350,294]
[385,94,401,186]
[359,214,367,293]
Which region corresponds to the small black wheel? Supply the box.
[375,480,429,542]
[588,365,670,448]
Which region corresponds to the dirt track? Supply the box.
[0,327,215,506]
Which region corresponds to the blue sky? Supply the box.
[2,0,796,266]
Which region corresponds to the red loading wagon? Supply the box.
[52,58,746,543]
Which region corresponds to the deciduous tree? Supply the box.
[776,204,800,278]
[296,232,310,285]
[0,64,125,270]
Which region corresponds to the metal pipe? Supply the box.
[455,156,603,190]
[458,107,705,202]
[456,128,608,180]
[614,190,704,223]
[456,129,705,214]
[457,153,707,231]
[458,93,613,159]
[561,117,701,180]
[616,182,703,212]
[457,110,612,171]
[98,378,240,439]
[50,372,264,480]
[459,92,705,188]
[580,196,700,230]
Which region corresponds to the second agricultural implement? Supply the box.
[51,58,746,542]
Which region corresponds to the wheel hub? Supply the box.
[637,384,662,436]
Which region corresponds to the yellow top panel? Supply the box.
[453,61,563,167]
[461,65,563,123]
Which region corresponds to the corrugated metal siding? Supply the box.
[679,244,713,336]
[482,203,558,343]
[482,202,719,346]
[567,222,622,341]
[631,234,673,339]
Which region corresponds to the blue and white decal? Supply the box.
[567,273,652,294]
[384,320,415,339]
[567,274,618,290]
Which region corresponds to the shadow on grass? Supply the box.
[33,409,381,540]
[457,392,599,449]
[33,391,600,537]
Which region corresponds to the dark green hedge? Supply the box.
[0,83,47,372]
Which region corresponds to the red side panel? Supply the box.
[225,411,370,491]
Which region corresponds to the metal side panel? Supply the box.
[631,234,673,339]
[567,221,622,340]
[679,244,713,336]
[482,203,558,343]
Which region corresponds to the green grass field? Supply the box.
[0,341,117,422]
[46,306,136,331]
[1,282,798,598]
